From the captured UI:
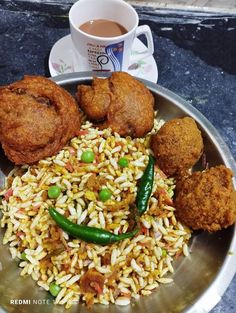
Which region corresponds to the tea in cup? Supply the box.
[69,0,154,72]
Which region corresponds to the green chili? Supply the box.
[48,208,138,245]
[136,155,155,215]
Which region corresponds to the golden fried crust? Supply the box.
[151,117,203,177]
[174,165,236,232]
[76,72,154,138]
[76,77,111,121]
[0,76,81,164]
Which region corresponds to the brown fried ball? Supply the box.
[76,72,154,138]
[0,76,81,164]
[151,117,203,177]
[174,165,236,232]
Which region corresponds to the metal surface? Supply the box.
[0,72,235,313]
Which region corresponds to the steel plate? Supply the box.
[0,72,235,313]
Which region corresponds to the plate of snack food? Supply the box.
[0,72,235,313]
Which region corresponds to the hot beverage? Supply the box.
[79,19,127,37]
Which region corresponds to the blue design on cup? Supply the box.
[105,41,124,71]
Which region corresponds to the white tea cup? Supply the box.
[69,0,154,72]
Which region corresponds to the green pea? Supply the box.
[162,249,167,257]
[81,150,95,163]
[99,188,112,202]
[21,252,28,261]
[48,185,61,199]
[49,282,61,297]
[118,157,129,168]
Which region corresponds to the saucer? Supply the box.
[48,35,158,83]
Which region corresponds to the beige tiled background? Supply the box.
[129,0,236,12]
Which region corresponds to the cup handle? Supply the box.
[131,25,154,62]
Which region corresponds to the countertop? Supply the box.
[130,0,236,13]
[0,0,235,312]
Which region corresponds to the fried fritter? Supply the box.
[76,76,111,121]
[0,76,81,164]
[76,72,154,138]
[175,165,236,232]
[151,117,203,177]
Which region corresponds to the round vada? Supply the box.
[174,165,236,232]
[151,117,204,177]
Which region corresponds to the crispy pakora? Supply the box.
[174,165,236,232]
[76,72,154,138]
[151,117,203,177]
[0,76,81,164]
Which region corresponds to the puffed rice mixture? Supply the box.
[0,118,191,308]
